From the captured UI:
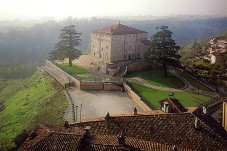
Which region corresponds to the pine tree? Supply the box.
[49,25,82,66]
[145,26,180,77]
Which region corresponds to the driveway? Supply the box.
[66,88,143,122]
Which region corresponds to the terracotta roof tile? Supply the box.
[74,112,227,150]
[92,23,147,35]
[19,110,227,151]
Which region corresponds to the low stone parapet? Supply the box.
[80,82,104,90]
[123,82,152,111]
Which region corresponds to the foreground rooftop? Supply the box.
[19,105,227,151]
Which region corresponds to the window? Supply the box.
[125,55,126,59]
[102,48,103,51]
[106,46,108,49]
[133,54,134,57]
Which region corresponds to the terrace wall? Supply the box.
[122,61,153,77]
[123,82,152,111]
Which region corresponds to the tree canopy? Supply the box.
[179,40,209,60]
[49,25,82,66]
[145,26,180,77]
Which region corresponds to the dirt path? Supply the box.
[127,69,216,97]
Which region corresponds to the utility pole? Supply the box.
[75,106,78,122]
[80,103,82,122]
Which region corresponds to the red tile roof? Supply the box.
[92,23,147,35]
[19,108,227,151]
[159,98,187,113]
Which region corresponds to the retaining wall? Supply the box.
[122,61,153,77]
[46,60,81,88]
[104,83,123,91]
[123,82,151,111]
[80,82,104,90]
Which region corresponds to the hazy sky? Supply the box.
[0,0,226,20]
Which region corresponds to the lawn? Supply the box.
[0,70,68,150]
[126,69,185,88]
[175,70,214,92]
[130,82,212,109]
[58,63,88,75]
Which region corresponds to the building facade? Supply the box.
[91,23,148,63]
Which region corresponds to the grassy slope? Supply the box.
[126,70,185,88]
[0,70,68,150]
[131,83,211,109]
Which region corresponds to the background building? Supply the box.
[91,23,148,63]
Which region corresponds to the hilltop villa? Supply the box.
[74,23,150,75]
[91,23,148,63]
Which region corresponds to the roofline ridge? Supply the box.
[39,124,52,132]
[191,111,227,140]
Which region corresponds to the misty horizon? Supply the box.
[0,0,227,21]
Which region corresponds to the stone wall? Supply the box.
[104,83,123,91]
[91,33,112,63]
[46,60,124,91]
[127,62,153,72]
[123,82,151,111]
[122,61,153,77]
[46,60,81,88]
[80,82,104,90]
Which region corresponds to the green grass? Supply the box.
[58,63,87,75]
[126,69,185,88]
[0,70,68,150]
[175,70,214,92]
[130,82,212,109]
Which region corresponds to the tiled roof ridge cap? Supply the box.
[39,124,52,132]
[51,131,83,136]
[167,98,181,113]
[25,126,54,149]
[191,111,227,140]
[77,111,193,123]
[92,23,147,35]
[167,98,186,113]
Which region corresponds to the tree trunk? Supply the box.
[163,61,168,77]
[69,58,72,66]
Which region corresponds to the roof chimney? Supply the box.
[133,107,137,115]
[105,112,110,128]
[118,132,125,145]
[84,126,91,136]
[202,106,207,114]
[64,121,70,128]
[105,112,110,119]
[194,117,200,130]
[172,145,177,151]
[162,102,169,113]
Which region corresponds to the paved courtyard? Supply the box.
[66,88,143,122]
